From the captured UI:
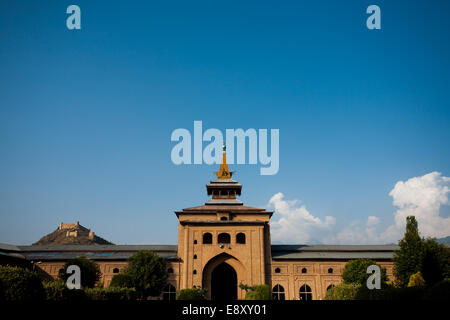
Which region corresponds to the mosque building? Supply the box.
[0,148,396,300]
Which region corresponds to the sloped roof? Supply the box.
[180,205,268,212]
[15,245,179,261]
[271,244,399,260]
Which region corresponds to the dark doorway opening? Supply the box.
[211,262,237,300]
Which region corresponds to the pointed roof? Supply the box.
[175,147,273,217]
[214,145,233,179]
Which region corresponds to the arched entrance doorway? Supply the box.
[202,253,246,300]
[211,262,237,300]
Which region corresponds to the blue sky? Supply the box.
[1,0,450,245]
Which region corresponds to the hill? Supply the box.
[436,236,450,244]
[33,221,113,245]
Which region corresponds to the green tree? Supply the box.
[59,256,101,288]
[125,250,168,298]
[244,284,271,300]
[0,266,45,301]
[342,259,388,286]
[110,273,134,288]
[421,238,450,286]
[177,288,207,300]
[393,216,424,287]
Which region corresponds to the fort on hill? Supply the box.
[32,221,113,246]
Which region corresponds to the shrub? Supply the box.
[59,256,101,288]
[110,273,134,288]
[423,279,450,300]
[126,251,168,298]
[408,271,426,287]
[324,283,361,300]
[43,279,87,301]
[245,284,271,300]
[342,259,388,286]
[356,286,425,300]
[84,287,138,300]
[177,288,207,300]
[43,279,67,300]
[0,266,45,301]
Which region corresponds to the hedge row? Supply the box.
[43,279,138,301]
[325,279,450,300]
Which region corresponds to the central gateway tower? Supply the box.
[175,147,273,300]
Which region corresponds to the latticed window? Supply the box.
[218,233,230,244]
[203,233,212,244]
[162,284,176,300]
[272,284,285,300]
[236,233,246,244]
[299,284,312,300]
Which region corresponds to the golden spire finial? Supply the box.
[215,145,232,179]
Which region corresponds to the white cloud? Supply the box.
[367,216,380,226]
[268,192,335,244]
[269,172,450,245]
[381,171,450,242]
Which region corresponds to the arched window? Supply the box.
[328,268,334,274]
[272,284,285,300]
[299,284,312,300]
[194,240,197,244]
[301,267,307,274]
[193,269,197,275]
[193,254,197,259]
[220,216,228,221]
[274,267,281,274]
[162,284,176,301]
[113,268,120,274]
[236,233,246,244]
[203,233,212,244]
[167,267,174,274]
[327,284,335,291]
[218,233,230,244]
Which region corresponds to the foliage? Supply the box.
[43,279,68,300]
[238,283,255,292]
[0,277,3,301]
[58,256,101,288]
[43,279,138,300]
[84,287,138,300]
[408,271,425,287]
[393,216,424,287]
[355,285,425,300]
[43,279,87,301]
[244,284,271,300]
[0,266,45,301]
[177,288,207,300]
[423,279,450,300]
[125,250,168,298]
[342,259,388,286]
[110,273,134,288]
[421,238,450,286]
[324,283,361,300]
